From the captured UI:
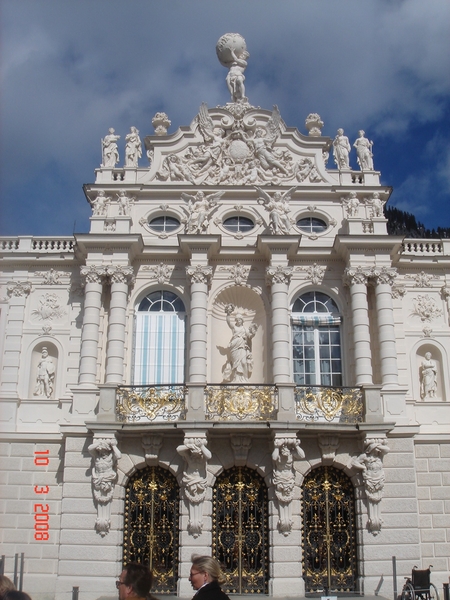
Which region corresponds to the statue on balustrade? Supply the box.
[354,130,374,170]
[124,126,142,167]
[223,304,257,383]
[102,128,120,167]
[332,128,351,170]
[420,352,437,399]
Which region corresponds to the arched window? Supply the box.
[134,290,186,385]
[292,291,342,386]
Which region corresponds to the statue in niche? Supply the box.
[34,347,55,398]
[90,190,111,216]
[117,190,135,216]
[223,304,258,383]
[351,438,390,534]
[366,192,385,218]
[88,437,122,536]
[177,437,212,538]
[420,352,437,399]
[354,130,374,170]
[255,186,297,235]
[342,192,360,217]
[102,128,120,167]
[124,126,142,167]
[181,190,224,234]
[272,437,305,535]
[216,33,249,103]
[332,128,351,170]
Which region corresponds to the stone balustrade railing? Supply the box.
[0,237,75,253]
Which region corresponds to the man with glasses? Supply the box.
[116,563,155,600]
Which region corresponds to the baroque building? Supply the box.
[1,33,449,600]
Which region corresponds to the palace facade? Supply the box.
[1,33,449,600]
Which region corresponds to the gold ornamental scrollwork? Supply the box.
[116,385,187,422]
[205,385,277,421]
[294,386,363,423]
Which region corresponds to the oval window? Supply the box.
[148,215,180,233]
[223,216,254,233]
[297,217,327,234]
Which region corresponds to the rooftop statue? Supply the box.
[332,128,351,170]
[216,33,250,103]
[354,130,374,171]
[124,126,142,167]
[102,128,120,167]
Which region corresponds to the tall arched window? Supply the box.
[134,290,186,385]
[292,291,342,386]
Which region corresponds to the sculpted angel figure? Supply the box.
[194,103,224,175]
[124,126,142,167]
[226,48,249,102]
[102,128,120,167]
[420,352,437,399]
[223,304,257,383]
[256,186,297,234]
[252,106,288,175]
[354,130,374,170]
[332,128,351,170]
[182,190,224,234]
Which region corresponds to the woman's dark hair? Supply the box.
[3,592,32,600]
[123,563,153,597]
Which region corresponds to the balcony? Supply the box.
[115,384,363,424]
[294,385,363,423]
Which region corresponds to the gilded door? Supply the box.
[213,466,269,594]
[302,466,357,593]
[123,466,179,594]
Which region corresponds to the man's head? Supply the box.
[117,563,153,600]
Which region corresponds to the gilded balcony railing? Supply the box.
[205,384,278,421]
[116,385,187,422]
[294,385,363,423]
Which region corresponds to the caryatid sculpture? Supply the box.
[351,437,390,534]
[88,437,122,536]
[272,436,305,535]
[177,437,212,537]
[216,33,250,103]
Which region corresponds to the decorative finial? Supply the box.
[216,33,249,103]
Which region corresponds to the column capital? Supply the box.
[6,281,32,297]
[343,266,371,286]
[266,265,293,286]
[186,264,213,285]
[105,265,134,286]
[372,267,397,286]
[80,265,107,285]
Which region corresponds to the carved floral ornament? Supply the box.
[6,281,32,297]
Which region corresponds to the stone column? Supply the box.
[266,265,293,384]
[186,265,212,384]
[105,266,134,384]
[344,267,373,385]
[372,267,399,387]
[79,266,106,385]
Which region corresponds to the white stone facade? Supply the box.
[0,34,449,600]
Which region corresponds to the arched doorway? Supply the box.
[302,466,358,593]
[123,466,179,594]
[213,466,269,594]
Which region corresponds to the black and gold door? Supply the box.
[213,466,269,594]
[123,466,179,594]
[302,466,358,593]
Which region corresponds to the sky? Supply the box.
[1,0,449,237]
